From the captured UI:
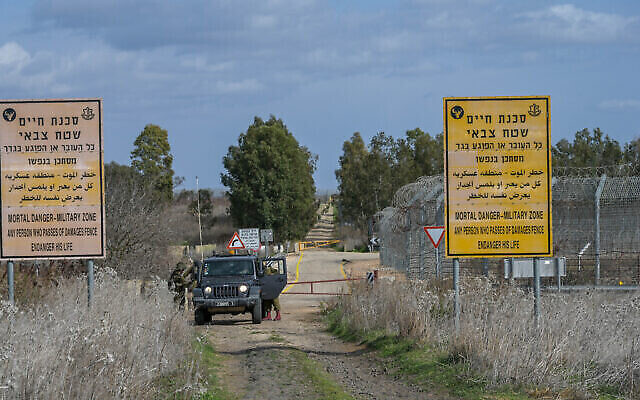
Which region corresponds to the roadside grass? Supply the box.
[155,335,237,400]
[290,349,355,400]
[325,308,532,400]
[192,337,238,400]
[325,278,638,399]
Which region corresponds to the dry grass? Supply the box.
[0,269,195,399]
[331,279,640,397]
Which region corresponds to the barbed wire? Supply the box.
[375,165,640,284]
[552,163,640,177]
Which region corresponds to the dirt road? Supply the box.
[201,249,433,399]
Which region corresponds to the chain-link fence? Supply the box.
[375,166,640,285]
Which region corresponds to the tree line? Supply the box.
[335,127,640,229]
[106,118,640,278]
[335,129,443,228]
[103,116,318,278]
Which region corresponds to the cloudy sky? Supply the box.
[1,0,639,191]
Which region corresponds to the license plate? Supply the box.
[215,301,233,307]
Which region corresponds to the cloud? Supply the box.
[24,0,640,106]
[521,4,638,43]
[0,42,31,70]
[599,99,640,110]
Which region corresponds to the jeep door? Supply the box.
[259,258,287,300]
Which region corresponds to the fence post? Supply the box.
[406,212,411,274]
[420,208,427,279]
[595,174,606,286]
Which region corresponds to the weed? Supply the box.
[268,333,286,343]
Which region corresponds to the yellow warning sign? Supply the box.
[443,96,552,258]
[0,99,105,260]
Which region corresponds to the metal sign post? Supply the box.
[87,259,94,307]
[453,258,460,333]
[533,257,540,327]
[7,261,14,305]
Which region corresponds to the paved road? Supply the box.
[281,249,372,298]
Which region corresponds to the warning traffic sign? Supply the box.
[424,226,445,248]
[226,232,245,250]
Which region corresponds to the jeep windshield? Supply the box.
[202,259,254,277]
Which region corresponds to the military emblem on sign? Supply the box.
[81,107,95,120]
[450,105,464,119]
[2,108,16,122]
[528,104,541,117]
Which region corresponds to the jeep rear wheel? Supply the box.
[251,300,262,324]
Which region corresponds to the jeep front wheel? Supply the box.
[251,300,262,324]
[195,308,210,325]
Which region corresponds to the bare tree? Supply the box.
[99,162,177,279]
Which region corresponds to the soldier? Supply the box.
[168,256,195,308]
[262,264,282,321]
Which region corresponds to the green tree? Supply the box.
[130,124,175,201]
[221,116,317,242]
[552,128,623,168]
[395,128,444,180]
[367,132,396,213]
[335,132,371,226]
[624,138,640,171]
[335,128,443,227]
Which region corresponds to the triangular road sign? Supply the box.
[226,232,245,250]
[424,226,445,248]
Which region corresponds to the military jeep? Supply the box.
[191,255,287,325]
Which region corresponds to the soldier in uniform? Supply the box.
[168,257,195,308]
[262,264,282,321]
